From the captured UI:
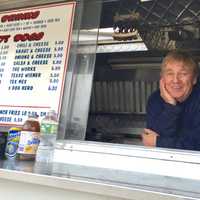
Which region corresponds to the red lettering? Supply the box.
[1,11,40,23]
[24,13,32,20]
[14,13,25,21]
[1,15,8,23]
[13,34,22,42]
[33,32,44,40]
[32,11,40,19]
[0,35,11,43]
[14,32,44,42]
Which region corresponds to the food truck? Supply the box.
[0,0,200,199]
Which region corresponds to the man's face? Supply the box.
[161,60,197,102]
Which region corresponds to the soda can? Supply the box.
[5,127,21,159]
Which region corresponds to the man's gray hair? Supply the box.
[161,50,199,77]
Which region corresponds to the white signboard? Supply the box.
[0,2,76,126]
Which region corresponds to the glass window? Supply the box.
[60,0,200,153]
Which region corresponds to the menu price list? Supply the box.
[0,109,48,124]
[0,39,66,124]
[0,2,75,125]
[8,41,50,92]
[48,40,64,91]
[0,45,9,85]
[6,40,65,92]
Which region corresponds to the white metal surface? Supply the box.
[53,140,200,199]
[0,140,199,200]
[0,162,195,200]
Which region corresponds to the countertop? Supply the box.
[0,158,199,200]
[1,140,200,200]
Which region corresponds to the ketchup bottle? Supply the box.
[17,113,40,160]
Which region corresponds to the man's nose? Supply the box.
[172,74,180,82]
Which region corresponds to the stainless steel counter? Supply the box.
[0,141,200,200]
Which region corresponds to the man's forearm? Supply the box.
[147,103,181,137]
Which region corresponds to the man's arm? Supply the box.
[142,128,198,150]
[146,93,181,137]
[146,78,182,137]
[141,128,158,147]
[157,115,200,150]
[145,107,200,150]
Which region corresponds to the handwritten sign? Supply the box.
[0,2,76,125]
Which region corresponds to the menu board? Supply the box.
[0,2,75,125]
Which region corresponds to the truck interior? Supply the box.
[85,0,200,145]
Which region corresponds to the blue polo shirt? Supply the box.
[146,81,200,151]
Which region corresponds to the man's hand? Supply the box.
[160,78,176,105]
[141,128,159,147]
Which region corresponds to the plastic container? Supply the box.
[17,113,40,160]
[36,110,58,163]
[40,110,58,146]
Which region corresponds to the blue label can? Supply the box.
[5,127,21,159]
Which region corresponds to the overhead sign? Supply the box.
[0,2,76,125]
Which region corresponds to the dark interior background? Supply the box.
[86,0,200,144]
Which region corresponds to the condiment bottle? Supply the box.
[17,113,40,160]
